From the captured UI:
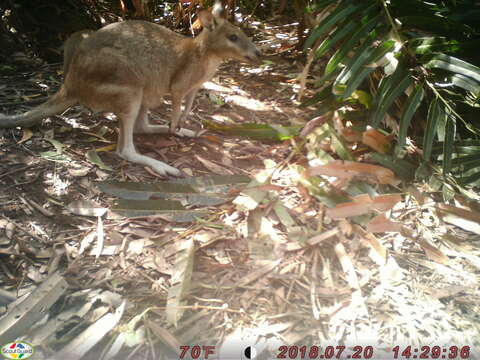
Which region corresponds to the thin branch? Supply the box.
[426,80,480,136]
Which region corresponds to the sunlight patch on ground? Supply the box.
[44,171,71,196]
[210,114,231,123]
[224,95,271,111]
[259,216,286,243]
[241,66,267,75]
[30,222,49,239]
[203,81,235,93]
[240,63,274,75]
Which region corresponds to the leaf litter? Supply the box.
[0,19,479,360]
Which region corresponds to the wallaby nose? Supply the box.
[245,46,262,64]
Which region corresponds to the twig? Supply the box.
[0,97,49,107]
[380,0,401,41]
[426,80,480,136]
[0,214,46,243]
[20,196,55,217]
[0,165,32,180]
[3,172,42,191]
[0,288,16,302]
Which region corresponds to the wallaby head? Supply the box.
[197,2,261,64]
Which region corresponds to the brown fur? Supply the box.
[63,30,94,76]
[0,2,261,176]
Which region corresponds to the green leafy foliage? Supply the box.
[304,0,480,188]
[203,120,301,140]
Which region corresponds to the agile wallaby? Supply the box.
[0,2,261,176]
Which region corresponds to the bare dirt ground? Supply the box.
[1,23,479,360]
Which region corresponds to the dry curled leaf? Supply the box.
[327,200,371,219]
[419,239,449,265]
[436,203,480,234]
[18,129,33,144]
[341,128,363,142]
[362,128,392,154]
[67,200,108,217]
[307,160,395,185]
[326,194,402,219]
[366,214,403,233]
[370,194,402,212]
[300,115,329,137]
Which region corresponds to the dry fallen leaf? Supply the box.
[300,115,329,137]
[67,200,108,217]
[419,239,449,265]
[427,285,470,300]
[437,203,480,222]
[361,231,387,263]
[166,238,195,325]
[194,154,234,175]
[366,214,403,233]
[144,320,180,353]
[437,203,480,234]
[441,215,480,235]
[96,144,116,152]
[307,160,395,185]
[18,129,33,144]
[370,194,402,212]
[326,193,402,219]
[362,128,392,154]
[94,215,104,259]
[326,200,372,219]
[341,128,363,142]
[5,222,15,239]
[79,231,96,255]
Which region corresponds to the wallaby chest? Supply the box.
[182,56,221,86]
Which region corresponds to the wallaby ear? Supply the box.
[212,1,225,18]
[198,10,215,31]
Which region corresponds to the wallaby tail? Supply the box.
[0,86,76,128]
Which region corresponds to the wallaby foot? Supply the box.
[117,147,182,177]
[134,123,196,137]
[134,108,196,137]
[175,128,196,137]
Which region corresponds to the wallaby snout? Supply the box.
[227,35,262,65]
[246,47,262,64]
[238,38,262,64]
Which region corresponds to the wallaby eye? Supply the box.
[228,34,238,42]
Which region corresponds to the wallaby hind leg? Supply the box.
[116,96,182,177]
[134,106,195,137]
[133,106,155,133]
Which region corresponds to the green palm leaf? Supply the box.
[314,20,358,60]
[396,83,424,155]
[423,99,442,162]
[426,53,480,83]
[304,1,366,50]
[325,14,382,75]
[442,114,456,175]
